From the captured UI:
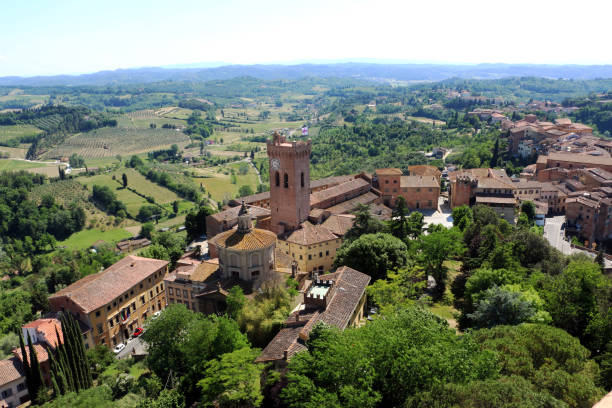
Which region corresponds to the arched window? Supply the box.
[284,173,289,188]
[251,253,260,267]
[301,172,304,188]
[230,254,238,267]
[275,172,280,187]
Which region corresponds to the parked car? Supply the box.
[132,328,144,337]
[152,311,162,319]
[113,343,126,354]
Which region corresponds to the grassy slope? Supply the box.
[58,228,132,250]
[0,124,42,142]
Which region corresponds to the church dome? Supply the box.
[209,227,276,251]
[209,202,276,251]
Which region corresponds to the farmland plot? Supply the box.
[0,124,42,143]
[42,127,190,159]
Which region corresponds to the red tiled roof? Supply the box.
[375,168,403,176]
[475,196,516,205]
[255,266,370,364]
[0,357,25,385]
[315,266,371,330]
[325,192,379,215]
[401,175,439,188]
[310,178,370,206]
[209,205,270,222]
[208,227,276,251]
[284,222,337,246]
[23,318,63,347]
[49,256,168,313]
[543,152,612,166]
[13,343,50,364]
[321,214,355,237]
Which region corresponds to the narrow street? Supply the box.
[543,215,612,268]
[543,215,572,255]
[116,336,148,360]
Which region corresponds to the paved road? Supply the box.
[543,215,572,255]
[543,215,612,268]
[116,337,148,360]
[422,196,454,230]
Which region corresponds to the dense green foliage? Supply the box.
[281,307,498,408]
[142,304,251,405]
[333,233,408,281]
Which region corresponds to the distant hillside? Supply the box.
[3,63,612,86]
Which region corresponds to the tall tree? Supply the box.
[490,138,499,168]
[390,196,408,241]
[334,233,408,281]
[122,173,128,188]
[418,227,465,298]
[344,204,385,242]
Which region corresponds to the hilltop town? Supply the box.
[1,74,612,407]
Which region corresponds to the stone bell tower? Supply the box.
[267,132,311,235]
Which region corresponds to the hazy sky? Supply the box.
[1,0,609,77]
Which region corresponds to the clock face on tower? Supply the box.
[270,158,280,170]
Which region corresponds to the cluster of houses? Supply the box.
[3,124,612,406]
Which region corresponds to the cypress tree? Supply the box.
[18,332,34,397]
[67,313,92,388]
[54,325,74,392]
[26,332,45,403]
[61,314,81,391]
[50,372,61,397]
[67,314,86,389]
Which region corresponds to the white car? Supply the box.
[113,343,126,354]
[152,311,162,319]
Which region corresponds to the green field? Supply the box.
[0,145,28,158]
[81,172,151,217]
[193,160,261,202]
[0,124,43,143]
[58,228,133,250]
[80,168,189,217]
[42,127,190,159]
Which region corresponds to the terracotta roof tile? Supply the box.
[325,192,379,215]
[284,222,338,246]
[208,227,276,251]
[321,214,355,237]
[13,343,49,364]
[310,178,370,206]
[23,318,63,347]
[316,266,371,330]
[375,168,403,175]
[255,266,370,363]
[475,196,517,205]
[0,357,25,385]
[49,256,168,313]
[407,165,441,178]
[401,175,439,188]
[209,205,270,222]
[544,152,612,166]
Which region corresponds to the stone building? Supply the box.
[49,256,168,348]
[449,168,516,223]
[208,203,277,284]
[399,175,440,210]
[267,132,311,235]
[565,188,612,244]
[0,358,28,407]
[277,222,342,274]
[167,205,279,315]
[372,168,440,210]
[535,152,612,174]
[255,266,370,368]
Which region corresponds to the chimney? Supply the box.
[283,350,288,360]
[295,313,299,322]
